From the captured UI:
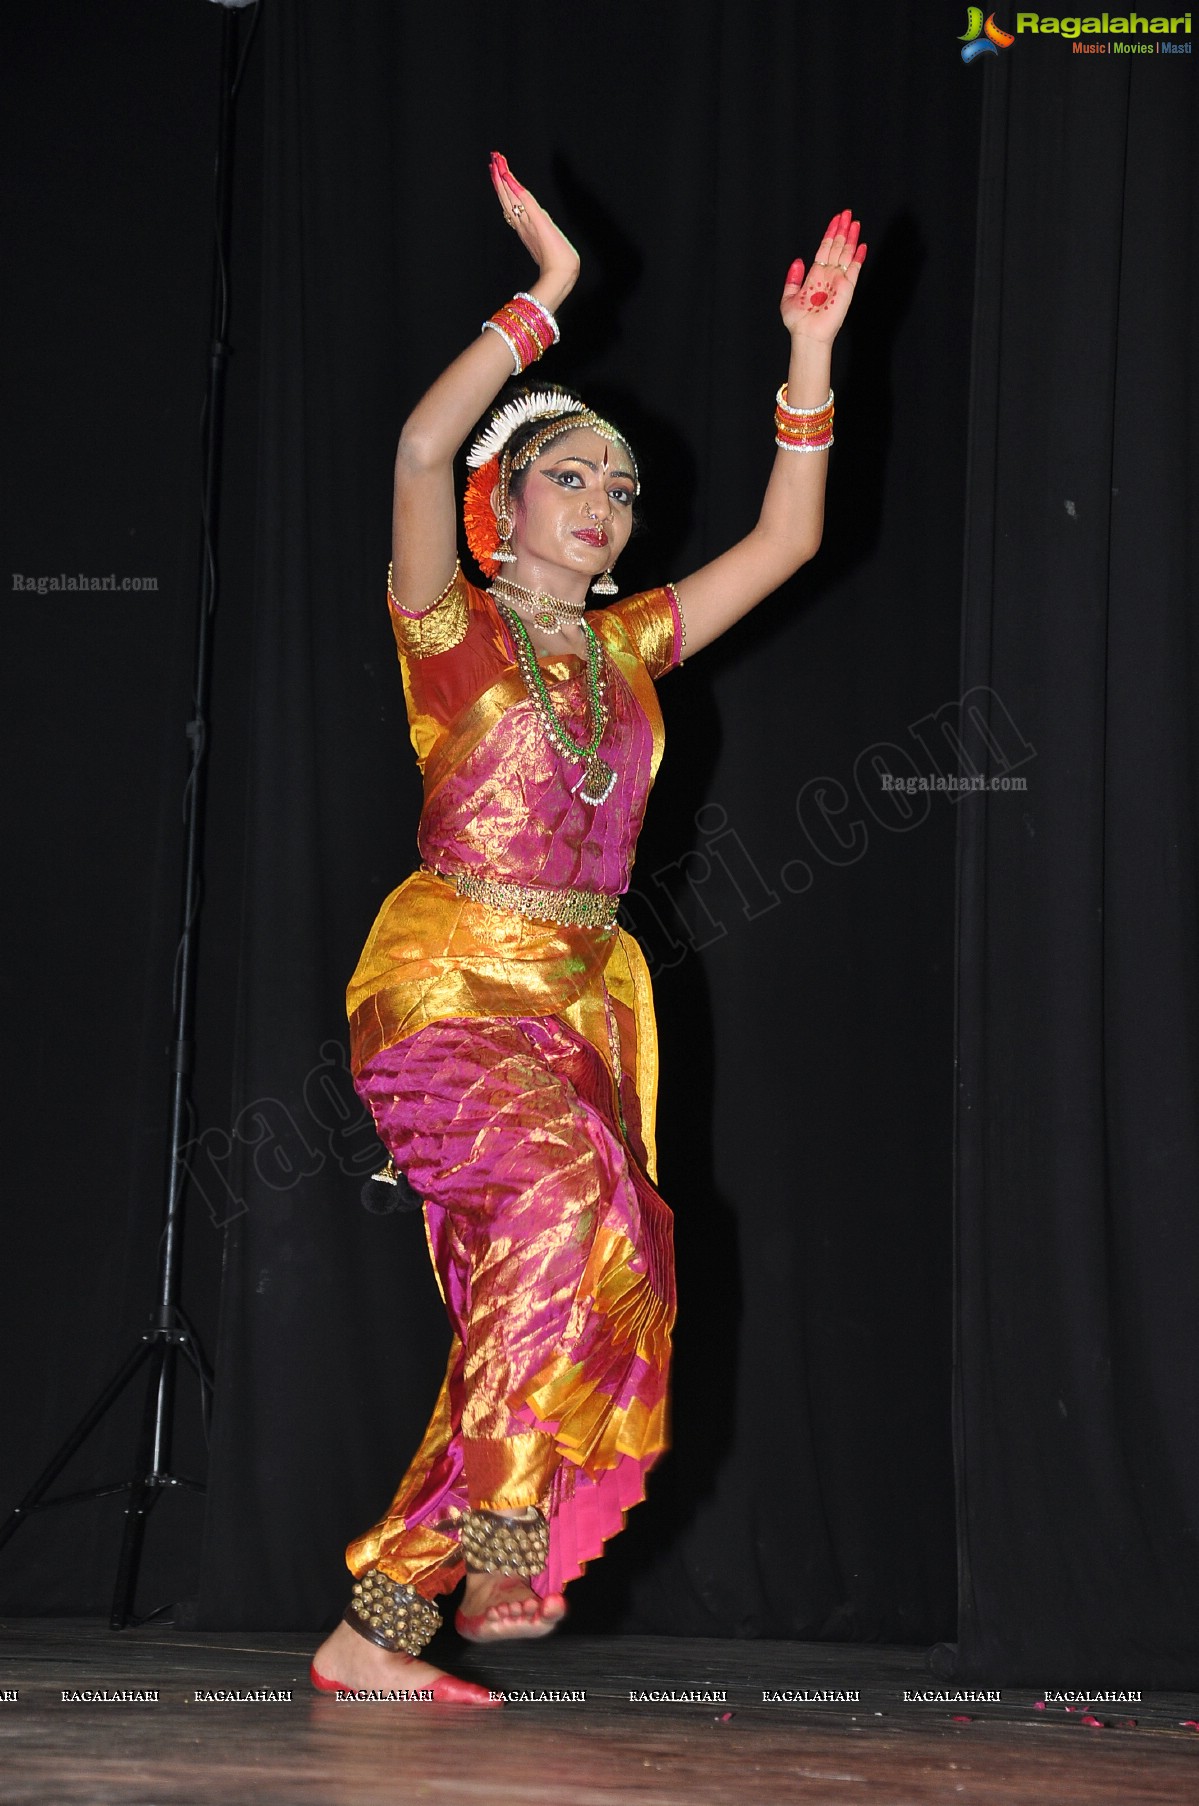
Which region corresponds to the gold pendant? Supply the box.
[578,754,616,806]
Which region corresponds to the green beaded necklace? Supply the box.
[495,599,616,806]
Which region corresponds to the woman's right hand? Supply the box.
[489,152,580,309]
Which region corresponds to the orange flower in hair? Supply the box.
[463,455,503,574]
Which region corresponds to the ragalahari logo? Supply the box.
[960,7,1016,58]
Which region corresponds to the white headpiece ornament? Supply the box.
[466,392,587,469]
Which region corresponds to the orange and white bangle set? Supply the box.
[774,384,834,453]
[481,292,561,375]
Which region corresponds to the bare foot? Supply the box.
[456,1572,568,1642]
[311,1618,498,1706]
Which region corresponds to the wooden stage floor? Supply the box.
[1,1618,1196,1804]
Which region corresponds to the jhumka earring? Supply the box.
[493,446,517,563]
[590,565,618,596]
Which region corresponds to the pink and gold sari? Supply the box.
[343,570,684,1601]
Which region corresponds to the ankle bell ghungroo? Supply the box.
[457,1508,549,1577]
[344,1569,442,1655]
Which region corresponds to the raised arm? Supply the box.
[389,155,581,613]
[671,212,867,659]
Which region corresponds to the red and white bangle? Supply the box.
[481,293,560,374]
[774,383,835,453]
[514,291,560,344]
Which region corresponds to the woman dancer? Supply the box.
[312,153,865,1703]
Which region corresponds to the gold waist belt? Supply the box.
[433,866,620,931]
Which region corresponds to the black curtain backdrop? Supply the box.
[1,1,247,1617]
[954,53,1199,1685]
[9,1,1189,1681]
[182,0,972,1641]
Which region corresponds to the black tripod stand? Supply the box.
[0,1,255,1630]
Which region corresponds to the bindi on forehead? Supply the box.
[546,441,636,483]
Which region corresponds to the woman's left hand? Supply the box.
[779,210,867,342]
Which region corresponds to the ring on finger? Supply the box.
[511,201,527,219]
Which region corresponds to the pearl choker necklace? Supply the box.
[489,576,586,633]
